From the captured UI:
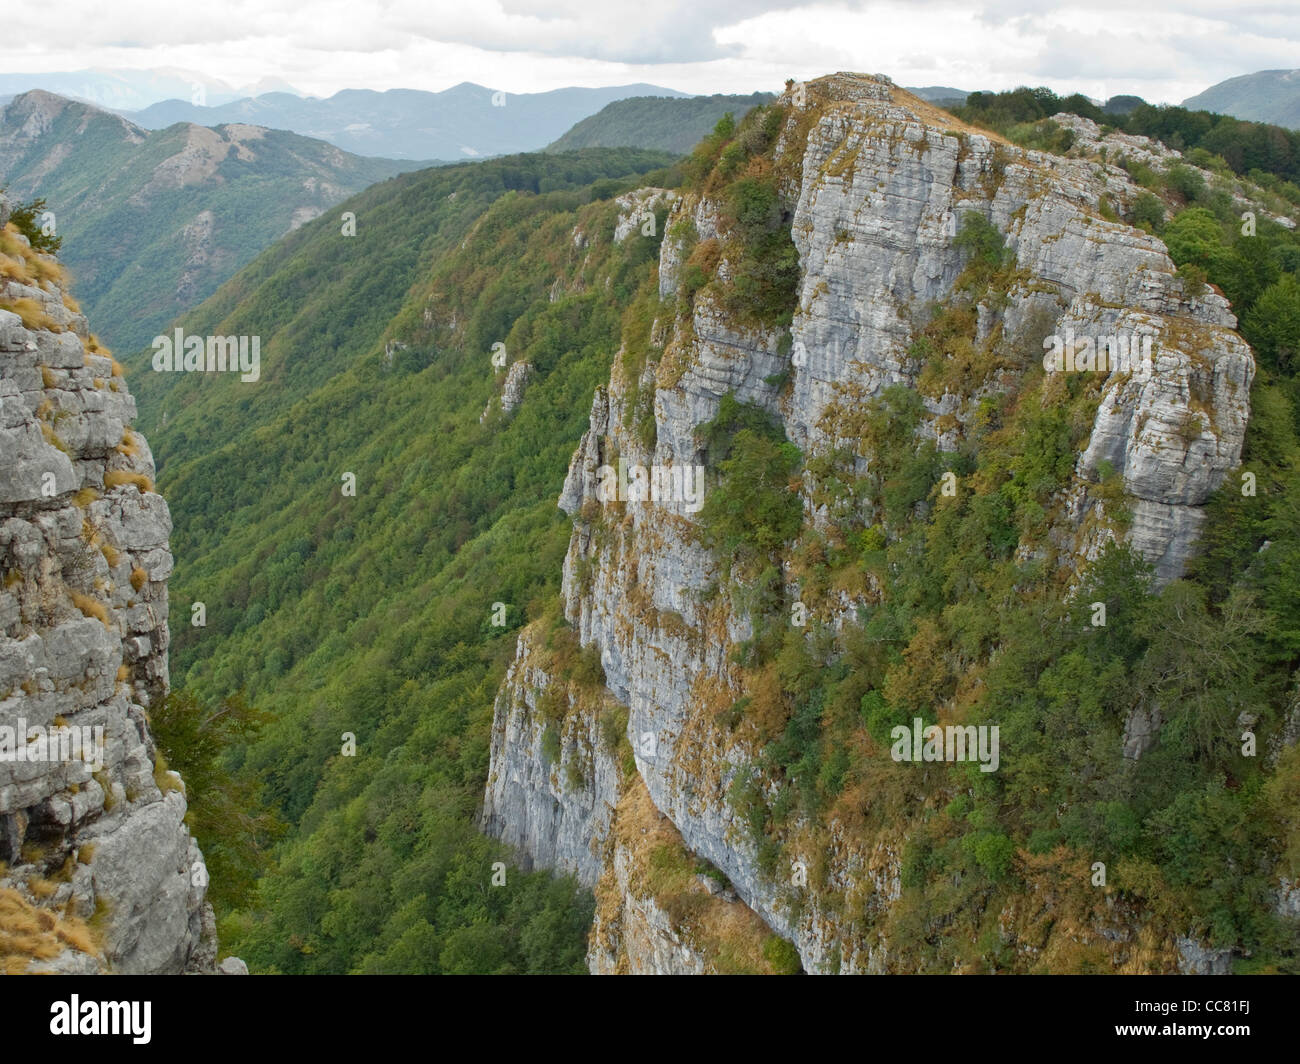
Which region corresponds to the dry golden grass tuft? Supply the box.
[38,420,69,454]
[70,591,110,628]
[29,253,68,290]
[116,430,141,457]
[154,753,185,795]
[28,876,58,900]
[0,252,26,283]
[104,470,153,493]
[129,567,148,592]
[7,296,61,332]
[0,887,102,974]
[0,225,71,292]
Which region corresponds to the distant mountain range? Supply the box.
[1183,69,1300,129]
[0,68,303,112]
[123,83,691,161]
[905,85,971,104]
[547,93,775,154]
[0,90,418,353]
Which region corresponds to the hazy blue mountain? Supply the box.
[904,85,970,104]
[1183,69,1300,129]
[0,67,301,112]
[125,82,691,160]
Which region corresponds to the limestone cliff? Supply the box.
[0,192,219,974]
[483,75,1283,973]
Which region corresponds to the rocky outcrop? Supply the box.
[481,361,534,423]
[781,76,1251,582]
[0,193,218,974]
[483,75,1278,973]
[613,189,680,245]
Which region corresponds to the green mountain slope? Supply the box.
[547,93,773,154]
[0,90,421,354]
[1184,70,1300,130]
[131,147,678,972]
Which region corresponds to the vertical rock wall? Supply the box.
[0,193,216,974]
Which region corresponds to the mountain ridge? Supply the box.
[0,89,421,354]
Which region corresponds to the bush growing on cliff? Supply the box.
[1,191,62,253]
[1129,191,1166,231]
[679,105,800,329]
[696,396,803,579]
[723,176,801,327]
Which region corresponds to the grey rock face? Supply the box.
[1176,937,1233,975]
[480,630,619,887]
[499,360,533,416]
[0,221,218,974]
[782,86,1251,582]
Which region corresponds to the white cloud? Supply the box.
[2,0,1297,104]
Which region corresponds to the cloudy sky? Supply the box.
[5,0,1298,104]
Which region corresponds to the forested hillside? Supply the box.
[547,93,774,154]
[131,147,679,972]
[951,87,1300,186]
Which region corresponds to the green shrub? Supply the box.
[3,193,62,253]
[762,935,802,974]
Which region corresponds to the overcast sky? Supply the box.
[5,0,1298,104]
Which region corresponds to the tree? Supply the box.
[1160,207,1228,271]
[1130,191,1165,232]
[1246,274,1300,376]
[1,191,62,253]
[149,690,283,911]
